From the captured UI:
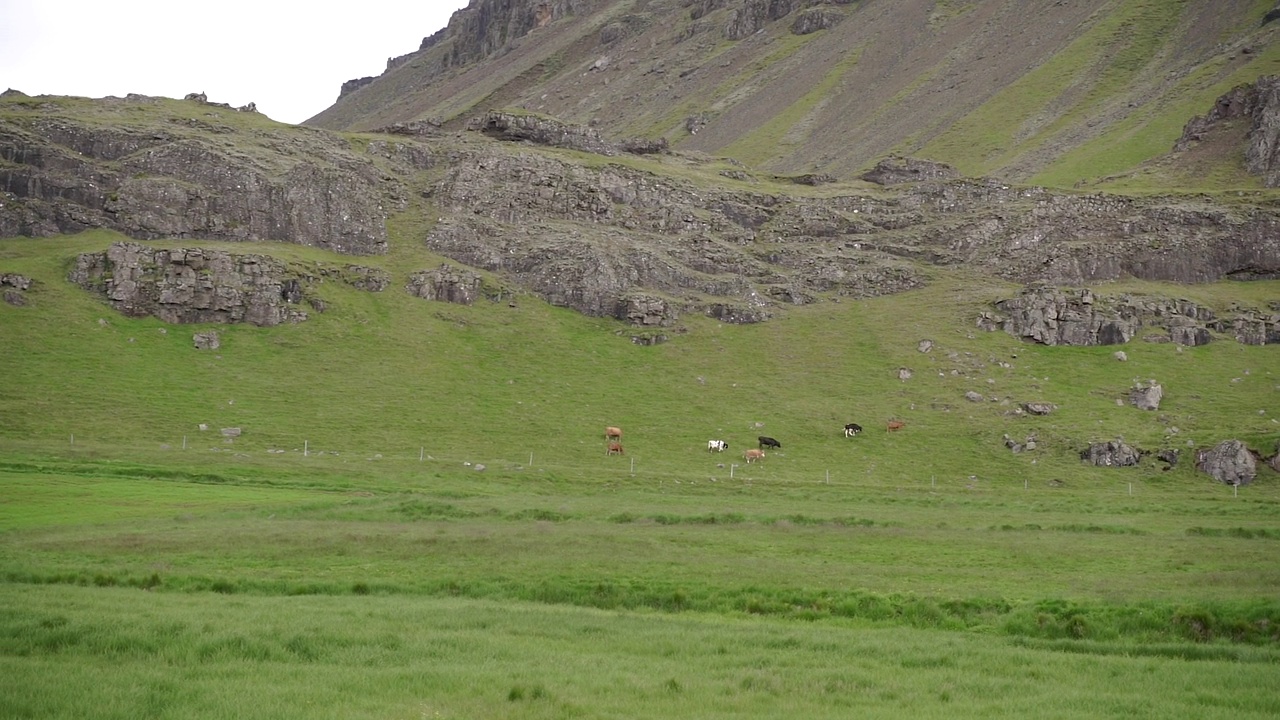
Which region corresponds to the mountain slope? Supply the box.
[308,0,1280,187]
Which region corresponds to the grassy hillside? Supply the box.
[2,228,1279,716]
[3,230,1277,479]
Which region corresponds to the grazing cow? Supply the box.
[605,426,622,441]
[758,436,781,450]
[887,420,905,432]
[606,442,624,455]
[744,448,765,463]
[844,423,863,437]
[707,439,728,452]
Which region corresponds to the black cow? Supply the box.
[844,423,863,437]
[758,436,781,450]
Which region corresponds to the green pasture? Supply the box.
[3,585,1279,720]
[2,231,1279,716]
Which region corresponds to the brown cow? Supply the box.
[744,448,765,463]
[605,426,622,441]
[606,442,624,455]
[887,420,906,432]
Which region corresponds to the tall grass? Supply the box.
[3,585,1279,720]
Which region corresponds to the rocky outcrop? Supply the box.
[472,111,667,156]
[423,145,924,319]
[1196,440,1258,485]
[339,76,376,100]
[406,264,484,304]
[1022,402,1057,416]
[0,96,392,254]
[334,0,587,101]
[2,273,31,306]
[979,287,1278,346]
[5,91,1280,329]
[791,7,845,34]
[694,0,855,37]
[1081,440,1144,467]
[619,292,678,326]
[979,287,1138,345]
[861,156,961,185]
[69,242,385,326]
[1177,76,1280,187]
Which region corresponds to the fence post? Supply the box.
[304,440,308,457]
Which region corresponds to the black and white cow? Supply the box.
[707,439,728,452]
[843,423,863,437]
[758,436,781,450]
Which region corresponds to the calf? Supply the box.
[758,436,781,450]
[886,420,905,432]
[844,423,863,437]
[605,426,622,441]
[606,442,624,455]
[707,439,728,452]
[744,448,765,463]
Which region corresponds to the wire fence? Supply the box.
[0,430,1264,502]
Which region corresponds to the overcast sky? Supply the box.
[0,0,471,124]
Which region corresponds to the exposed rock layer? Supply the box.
[68,242,389,326]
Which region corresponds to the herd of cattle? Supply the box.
[604,421,905,462]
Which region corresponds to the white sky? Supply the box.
[0,0,470,124]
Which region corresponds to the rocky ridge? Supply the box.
[4,93,1280,328]
[0,94,394,254]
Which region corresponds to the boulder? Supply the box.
[193,331,220,350]
[1196,440,1258,485]
[964,391,984,403]
[1022,402,1057,416]
[1081,440,1144,467]
[1003,433,1037,453]
[1,273,31,290]
[1129,382,1164,411]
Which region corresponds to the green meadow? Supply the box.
[2,231,1279,717]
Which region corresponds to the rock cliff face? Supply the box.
[5,93,1280,327]
[68,242,389,326]
[0,95,392,254]
[335,0,593,104]
[979,287,1279,346]
[1177,75,1280,187]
